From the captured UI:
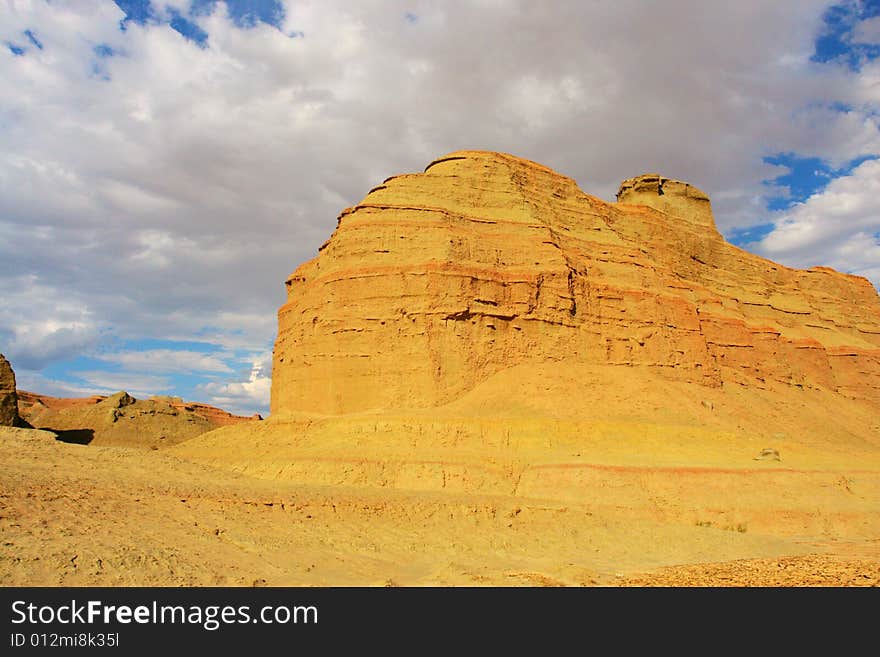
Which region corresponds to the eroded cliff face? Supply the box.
[272,151,880,417]
[0,354,20,427]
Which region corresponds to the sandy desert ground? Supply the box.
[3,379,878,587]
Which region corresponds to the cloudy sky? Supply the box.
[1,0,879,415]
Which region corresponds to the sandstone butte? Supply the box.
[175,151,880,500]
[272,153,880,414]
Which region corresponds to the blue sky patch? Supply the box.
[114,0,154,25]
[23,30,43,50]
[113,1,286,44]
[7,44,25,56]
[727,223,777,247]
[763,153,879,211]
[192,0,284,28]
[812,0,880,69]
[167,9,209,45]
[114,1,284,30]
[41,355,107,381]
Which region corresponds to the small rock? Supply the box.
[754,447,780,461]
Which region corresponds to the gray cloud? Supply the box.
[854,15,880,44]
[1,0,878,412]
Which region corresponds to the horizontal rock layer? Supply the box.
[272,151,880,416]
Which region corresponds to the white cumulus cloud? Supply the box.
[197,352,271,415]
[756,158,880,282]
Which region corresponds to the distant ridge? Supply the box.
[18,389,259,448]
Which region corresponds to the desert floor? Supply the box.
[2,422,877,587]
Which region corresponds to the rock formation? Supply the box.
[0,354,21,427]
[175,151,879,503]
[272,151,880,417]
[17,390,256,448]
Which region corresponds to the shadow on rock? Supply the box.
[52,428,95,445]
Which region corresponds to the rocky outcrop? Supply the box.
[616,173,716,231]
[0,354,20,427]
[272,150,880,417]
[17,390,256,449]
